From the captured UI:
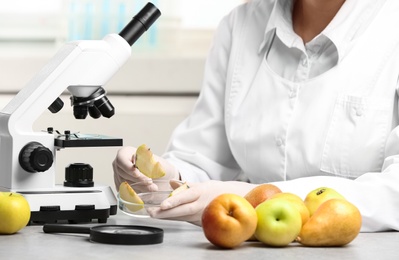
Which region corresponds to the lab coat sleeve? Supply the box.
[273,86,399,232]
[270,172,399,232]
[162,12,242,182]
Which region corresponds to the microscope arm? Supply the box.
[0,34,131,190]
[2,34,130,134]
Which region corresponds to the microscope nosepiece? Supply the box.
[70,87,114,119]
[94,96,115,118]
[73,105,88,119]
[88,106,102,119]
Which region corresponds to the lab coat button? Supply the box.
[276,139,283,146]
[356,108,363,116]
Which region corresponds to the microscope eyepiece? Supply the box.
[119,2,161,46]
[68,3,162,120]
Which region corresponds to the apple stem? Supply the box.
[316,189,326,196]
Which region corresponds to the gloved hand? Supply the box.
[112,146,180,193]
[146,180,256,226]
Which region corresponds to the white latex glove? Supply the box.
[112,146,180,192]
[147,180,256,226]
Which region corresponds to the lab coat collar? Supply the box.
[258,0,296,54]
[322,0,386,60]
[258,0,387,61]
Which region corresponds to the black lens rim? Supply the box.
[90,225,164,245]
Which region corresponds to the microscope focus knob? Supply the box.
[19,142,53,173]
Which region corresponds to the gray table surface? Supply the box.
[0,212,398,260]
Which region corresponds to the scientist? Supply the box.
[113,0,399,231]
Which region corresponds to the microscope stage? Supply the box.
[54,133,123,148]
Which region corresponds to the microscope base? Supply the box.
[13,185,117,224]
[29,206,117,224]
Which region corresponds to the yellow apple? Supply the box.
[118,181,144,212]
[134,144,166,179]
[0,192,31,234]
[304,187,345,217]
[255,198,302,247]
[297,198,362,246]
[270,192,310,226]
[201,193,257,249]
[244,184,282,208]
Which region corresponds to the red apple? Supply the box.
[244,184,282,208]
[201,193,257,248]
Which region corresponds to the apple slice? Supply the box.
[119,181,144,212]
[134,144,166,179]
[169,182,189,197]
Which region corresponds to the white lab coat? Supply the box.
[163,0,399,232]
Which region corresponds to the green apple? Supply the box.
[0,192,31,234]
[255,198,302,247]
[304,187,345,217]
[270,192,310,226]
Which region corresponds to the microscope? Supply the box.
[0,3,161,224]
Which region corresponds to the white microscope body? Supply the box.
[0,2,161,223]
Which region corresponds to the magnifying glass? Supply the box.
[43,224,164,245]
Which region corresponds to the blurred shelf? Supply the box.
[0,26,215,94]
